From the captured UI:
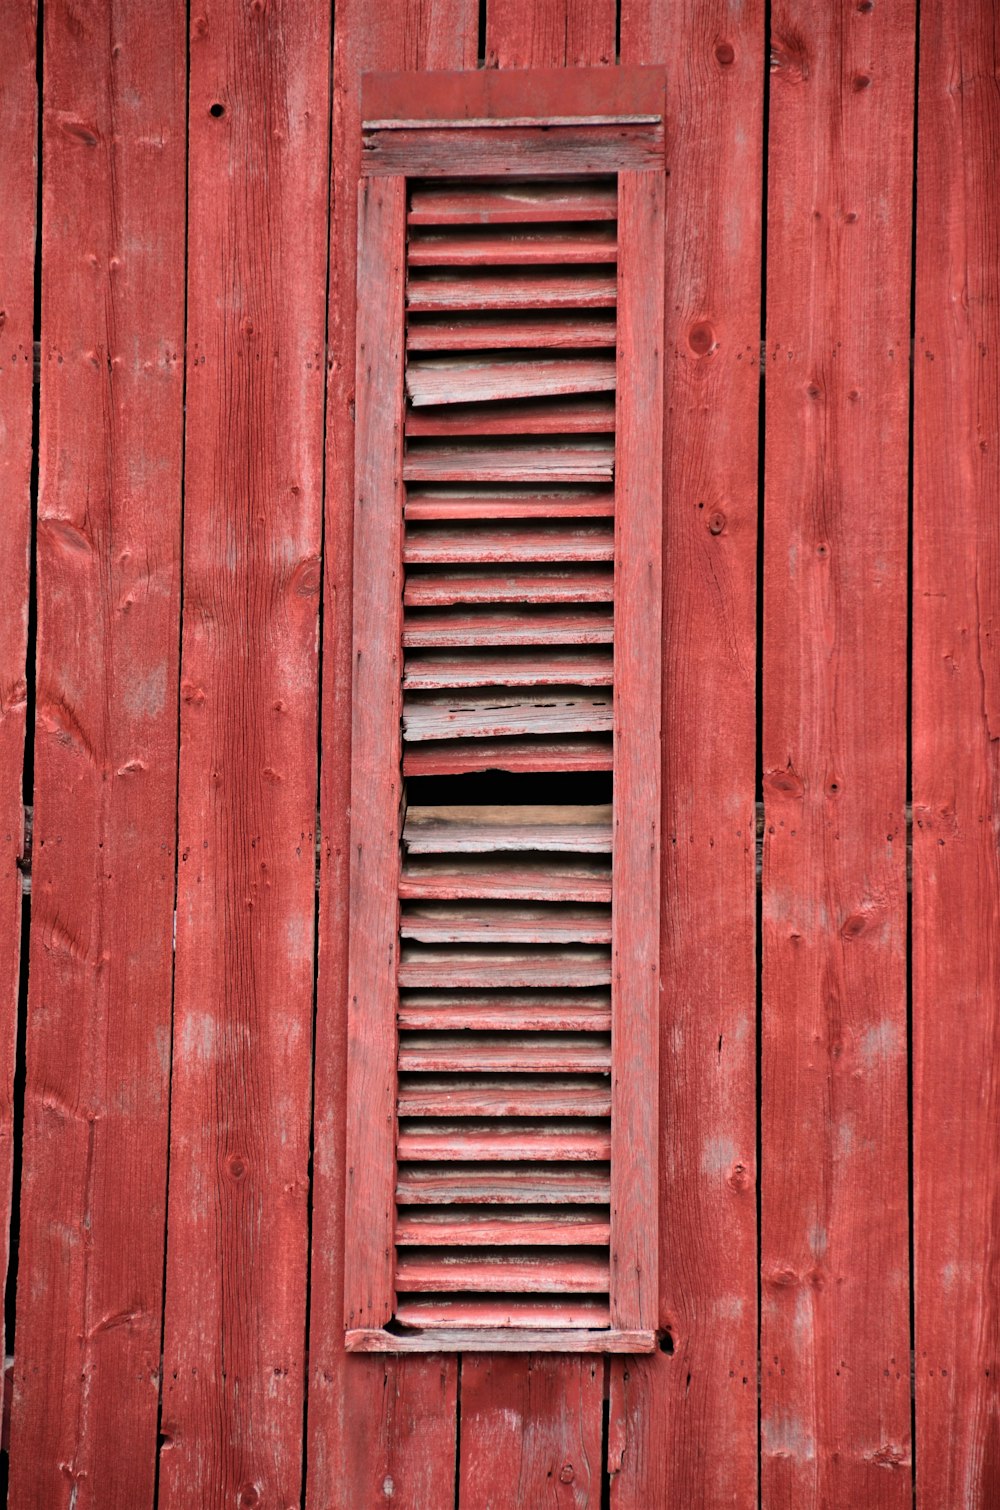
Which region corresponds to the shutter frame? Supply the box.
[344,66,666,1353]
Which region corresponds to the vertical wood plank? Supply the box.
[158,2,330,1504]
[913,3,1000,1503]
[307,0,477,1502]
[343,175,406,1333]
[459,1357,604,1508]
[762,2,914,1504]
[0,0,34,1372]
[611,1,762,1502]
[9,3,185,1506]
[453,6,618,1502]
[610,167,663,1334]
[485,0,616,69]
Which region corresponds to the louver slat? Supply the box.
[346,72,663,1353]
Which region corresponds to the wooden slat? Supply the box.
[399,902,611,944]
[403,437,614,483]
[398,943,611,990]
[760,4,914,1506]
[405,487,615,521]
[403,604,614,646]
[308,4,477,1505]
[396,1162,611,1204]
[403,648,614,689]
[399,1032,611,1073]
[159,7,328,1506]
[402,733,613,776]
[397,1075,612,1118]
[396,990,612,1033]
[362,121,664,178]
[407,267,617,311]
[609,1,763,1502]
[404,564,613,606]
[400,855,612,904]
[407,310,617,349]
[395,1208,611,1245]
[406,394,616,436]
[402,689,613,742]
[393,1298,611,1330]
[397,1118,612,1163]
[409,178,617,224]
[9,7,184,1506]
[348,1326,651,1353]
[913,3,1000,1504]
[403,522,614,564]
[0,0,33,1389]
[408,224,617,266]
[403,805,612,855]
[396,1250,610,1292]
[407,354,616,407]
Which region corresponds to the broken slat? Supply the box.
[402,605,614,647]
[402,734,614,776]
[402,648,613,689]
[406,355,616,407]
[408,179,618,225]
[402,689,613,742]
[395,1251,611,1293]
[407,311,617,350]
[402,805,612,854]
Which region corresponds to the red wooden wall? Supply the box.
[0,0,996,1505]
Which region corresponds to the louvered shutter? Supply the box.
[345,67,665,1354]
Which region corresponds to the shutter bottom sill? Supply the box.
[345,1327,656,1354]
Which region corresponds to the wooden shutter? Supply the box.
[344,67,665,1354]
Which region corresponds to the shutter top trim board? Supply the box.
[362,65,667,129]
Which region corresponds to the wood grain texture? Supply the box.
[451,5,619,1500]
[158,2,329,1504]
[0,0,33,1378]
[459,1356,604,1505]
[342,176,406,1332]
[306,1,478,1504]
[609,168,662,1333]
[8,4,184,1506]
[913,2,1000,1504]
[485,0,616,69]
[761,2,914,1504]
[610,1,762,1503]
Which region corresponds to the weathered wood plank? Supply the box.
[306,1,478,1504]
[0,0,34,1386]
[761,3,914,1504]
[408,311,618,350]
[397,1163,610,1205]
[406,355,617,408]
[364,123,663,178]
[158,3,329,1504]
[610,0,763,1503]
[457,6,618,1499]
[913,2,1000,1503]
[349,1326,649,1352]
[8,5,185,1506]
[409,179,618,224]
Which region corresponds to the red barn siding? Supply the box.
[0,1,997,1506]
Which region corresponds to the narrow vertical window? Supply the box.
[344,67,665,1353]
